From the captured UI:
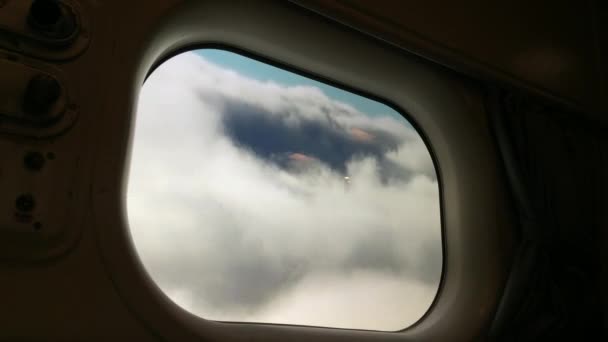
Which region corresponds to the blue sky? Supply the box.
[196,49,404,120]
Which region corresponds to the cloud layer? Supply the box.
[127,52,441,331]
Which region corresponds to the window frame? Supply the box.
[91,1,513,341]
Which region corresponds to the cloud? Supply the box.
[127,52,441,331]
[254,271,437,330]
[219,96,404,177]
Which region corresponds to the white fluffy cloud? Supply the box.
[127,52,441,331]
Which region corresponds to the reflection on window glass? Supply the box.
[127,49,441,331]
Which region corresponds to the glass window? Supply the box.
[127,49,441,331]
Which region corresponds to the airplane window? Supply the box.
[127,49,442,331]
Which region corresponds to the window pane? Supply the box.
[127,49,442,331]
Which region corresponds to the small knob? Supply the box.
[22,74,61,116]
[28,0,76,39]
[24,151,46,171]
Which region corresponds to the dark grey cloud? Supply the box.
[220,99,418,185]
[128,52,441,330]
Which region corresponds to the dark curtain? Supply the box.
[488,91,606,341]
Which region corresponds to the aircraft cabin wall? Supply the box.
[0,0,605,341]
